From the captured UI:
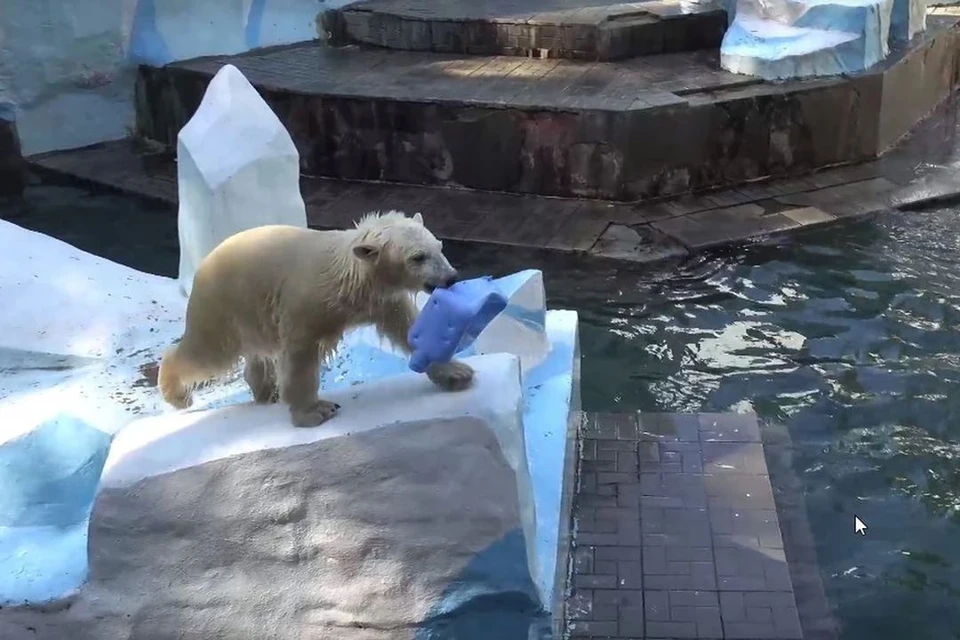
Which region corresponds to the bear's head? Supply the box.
[352,211,459,294]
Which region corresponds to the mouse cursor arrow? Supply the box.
[854,516,867,536]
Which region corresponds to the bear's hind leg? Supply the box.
[244,357,279,404]
[158,336,238,409]
[279,341,340,428]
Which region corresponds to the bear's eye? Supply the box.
[410,252,427,264]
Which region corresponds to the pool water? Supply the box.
[556,211,960,640]
[6,184,960,639]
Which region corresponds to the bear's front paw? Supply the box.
[427,361,475,392]
[290,400,341,428]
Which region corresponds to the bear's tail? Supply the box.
[158,342,214,410]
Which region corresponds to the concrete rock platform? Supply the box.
[568,413,835,640]
[321,0,727,61]
[134,14,960,202]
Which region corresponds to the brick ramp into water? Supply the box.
[568,412,836,639]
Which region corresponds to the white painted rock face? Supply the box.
[0,218,580,617]
[0,416,111,605]
[890,0,925,41]
[721,0,896,79]
[0,220,185,360]
[99,353,541,602]
[0,408,540,640]
[471,269,550,377]
[0,416,545,639]
[175,64,307,297]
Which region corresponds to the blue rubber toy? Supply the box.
[407,276,508,373]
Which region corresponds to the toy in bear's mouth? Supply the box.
[408,276,508,373]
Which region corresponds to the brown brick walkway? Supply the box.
[567,413,836,639]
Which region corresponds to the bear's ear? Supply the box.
[412,212,423,225]
[353,244,380,262]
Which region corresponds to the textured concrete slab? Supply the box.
[568,412,822,639]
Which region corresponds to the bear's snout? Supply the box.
[443,272,459,288]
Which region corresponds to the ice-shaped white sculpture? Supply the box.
[720,0,901,79]
[472,269,550,377]
[890,0,925,42]
[175,64,307,297]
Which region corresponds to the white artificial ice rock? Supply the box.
[4,0,345,155]
[100,352,541,600]
[175,63,307,296]
[0,218,580,625]
[470,269,551,378]
[719,0,924,80]
[0,56,580,628]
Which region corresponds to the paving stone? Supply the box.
[640,413,701,442]
[640,473,708,509]
[619,605,645,637]
[645,590,670,621]
[723,621,779,639]
[701,442,768,475]
[572,545,594,574]
[594,559,617,575]
[709,508,784,548]
[618,560,643,589]
[780,205,836,226]
[567,589,594,619]
[647,620,699,638]
[704,474,776,510]
[568,619,619,637]
[669,591,720,608]
[595,546,643,561]
[575,574,617,589]
[643,562,717,590]
[698,413,762,443]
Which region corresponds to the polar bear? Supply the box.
[157,211,475,427]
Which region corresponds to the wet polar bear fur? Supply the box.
[158,211,475,427]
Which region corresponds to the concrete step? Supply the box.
[320,0,728,61]
[135,18,960,201]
